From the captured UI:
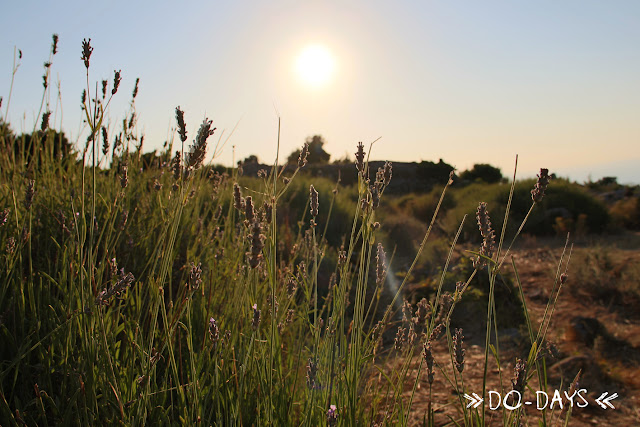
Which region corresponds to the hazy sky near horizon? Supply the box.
[2,1,639,183]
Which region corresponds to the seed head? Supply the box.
[511,358,526,394]
[52,34,59,55]
[6,237,16,255]
[429,323,445,342]
[24,180,35,210]
[0,208,9,227]
[262,199,273,224]
[453,328,465,373]
[287,277,297,298]
[309,185,319,218]
[40,111,50,132]
[531,168,550,203]
[244,196,255,223]
[101,126,109,156]
[95,271,135,306]
[370,185,380,210]
[394,326,406,350]
[112,70,122,95]
[473,202,495,269]
[412,298,431,327]
[355,142,365,174]
[306,357,320,389]
[120,165,129,189]
[171,151,182,181]
[298,142,310,168]
[422,341,435,384]
[188,262,202,290]
[81,38,93,69]
[209,318,220,349]
[187,118,215,170]
[251,303,261,330]
[132,77,140,100]
[247,220,265,268]
[175,107,188,143]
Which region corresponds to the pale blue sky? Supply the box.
[2,1,639,183]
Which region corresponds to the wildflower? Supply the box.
[267,295,278,316]
[429,323,444,342]
[423,341,435,384]
[250,303,261,330]
[454,281,465,301]
[436,293,453,323]
[244,196,255,223]
[101,126,109,156]
[370,185,380,210]
[95,271,135,306]
[402,300,413,324]
[394,326,406,350]
[247,220,265,268]
[376,243,386,286]
[511,358,526,394]
[112,70,122,95]
[286,309,295,324]
[355,142,365,174]
[298,142,309,168]
[120,165,128,189]
[233,183,245,211]
[118,210,128,231]
[453,328,465,373]
[287,277,297,298]
[24,180,35,210]
[407,324,417,345]
[338,250,347,266]
[40,111,50,131]
[175,107,187,143]
[473,202,495,269]
[209,318,220,349]
[0,208,10,227]
[6,237,16,255]
[309,185,319,218]
[52,34,59,55]
[383,161,393,186]
[186,118,215,170]
[81,38,93,69]
[306,357,320,389]
[132,77,140,100]
[327,405,338,426]
[101,79,108,98]
[262,199,273,224]
[412,298,431,327]
[531,168,550,203]
[188,262,202,290]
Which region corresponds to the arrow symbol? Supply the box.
[464,393,484,409]
[595,392,618,409]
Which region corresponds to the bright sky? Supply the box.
[2,1,639,183]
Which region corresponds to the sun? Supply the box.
[295,44,336,88]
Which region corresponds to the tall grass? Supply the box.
[0,36,574,426]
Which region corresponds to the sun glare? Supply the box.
[295,44,335,88]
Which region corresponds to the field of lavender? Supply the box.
[0,35,593,427]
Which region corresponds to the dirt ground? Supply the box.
[392,236,640,426]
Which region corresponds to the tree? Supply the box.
[460,163,503,184]
[287,135,331,165]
